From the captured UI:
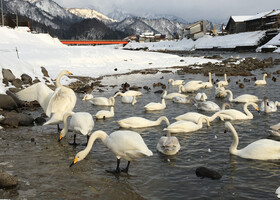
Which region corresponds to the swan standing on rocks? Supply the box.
[83,94,115,106]
[70,130,153,174]
[255,73,267,85]
[157,132,180,155]
[175,112,224,123]
[164,116,210,133]
[225,122,280,160]
[161,90,187,100]
[17,70,77,132]
[216,74,228,87]
[179,81,204,93]
[168,79,185,86]
[59,111,94,145]
[221,89,259,103]
[95,107,114,120]
[117,116,170,128]
[201,72,213,88]
[260,97,279,113]
[144,98,166,111]
[217,102,259,120]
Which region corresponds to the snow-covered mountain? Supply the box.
[109,17,187,36]
[67,8,117,24]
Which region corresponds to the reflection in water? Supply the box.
[1,54,280,199]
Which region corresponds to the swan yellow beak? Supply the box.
[70,157,78,167]
[256,107,259,112]
[59,133,63,141]
[67,71,73,75]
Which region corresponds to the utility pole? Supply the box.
[1,0,4,26]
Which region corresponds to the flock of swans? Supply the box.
[15,70,280,174]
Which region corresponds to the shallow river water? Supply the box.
[1,52,280,199]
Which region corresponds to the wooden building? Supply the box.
[183,20,206,40]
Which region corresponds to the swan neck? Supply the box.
[114,92,123,98]
[263,74,266,80]
[158,116,170,125]
[84,130,108,155]
[198,116,209,127]
[228,124,239,155]
[56,71,65,88]
[61,111,74,136]
[226,90,233,101]
[209,73,212,83]
[243,103,253,118]
[224,74,227,82]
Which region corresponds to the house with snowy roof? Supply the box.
[225,9,280,34]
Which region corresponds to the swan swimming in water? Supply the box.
[215,85,227,98]
[216,74,228,87]
[201,72,213,88]
[216,102,259,120]
[175,111,225,123]
[144,98,166,111]
[179,81,204,93]
[95,106,114,119]
[254,73,267,85]
[83,94,115,106]
[59,111,94,145]
[172,96,191,104]
[161,90,187,100]
[117,116,170,128]
[168,79,185,86]
[191,98,220,112]
[195,92,207,101]
[260,97,279,113]
[114,90,142,97]
[164,116,210,133]
[17,70,77,131]
[269,122,280,137]
[221,89,259,103]
[157,132,180,155]
[70,130,153,174]
[225,122,280,160]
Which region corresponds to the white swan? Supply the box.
[221,89,259,103]
[161,90,187,100]
[276,186,280,198]
[269,122,280,137]
[95,106,114,119]
[192,98,220,112]
[114,90,142,97]
[195,92,207,101]
[254,73,267,85]
[217,102,259,120]
[260,97,279,113]
[70,130,153,173]
[83,94,115,106]
[175,112,224,123]
[215,85,227,98]
[201,72,213,88]
[225,122,280,160]
[216,74,228,87]
[179,81,204,93]
[157,132,180,155]
[164,116,210,133]
[120,95,137,105]
[117,116,170,128]
[168,78,185,86]
[17,70,77,131]
[172,96,191,104]
[144,98,166,111]
[59,111,94,145]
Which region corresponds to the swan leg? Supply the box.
[69,134,79,146]
[106,159,121,174]
[121,161,130,173]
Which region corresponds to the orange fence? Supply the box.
[60,40,129,45]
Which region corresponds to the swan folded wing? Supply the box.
[270,122,280,130]
[46,87,76,117]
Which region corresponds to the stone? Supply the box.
[1,112,34,127]
[6,90,23,107]
[35,117,46,125]
[2,68,15,81]
[21,73,32,84]
[41,66,49,77]
[0,171,18,188]
[0,94,18,110]
[12,78,23,88]
[195,166,222,180]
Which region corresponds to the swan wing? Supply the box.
[70,113,94,135]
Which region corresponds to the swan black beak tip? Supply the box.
[70,161,75,167]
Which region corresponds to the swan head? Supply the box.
[58,129,67,141]
[83,94,93,101]
[70,150,87,167]
[60,70,73,76]
[168,79,173,83]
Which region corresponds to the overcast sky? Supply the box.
[53,0,279,23]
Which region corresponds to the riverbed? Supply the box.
[1,52,280,199]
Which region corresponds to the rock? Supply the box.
[0,94,18,110]
[2,68,15,82]
[33,77,40,84]
[195,166,222,180]
[6,90,23,107]
[12,78,23,88]
[21,73,32,84]
[41,66,49,77]
[1,112,34,127]
[35,117,46,125]
[0,116,19,128]
[0,171,18,188]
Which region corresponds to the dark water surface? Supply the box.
[1,53,280,199]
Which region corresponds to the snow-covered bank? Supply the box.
[125,31,267,51]
[0,26,220,94]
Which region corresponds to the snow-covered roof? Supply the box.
[231,16,252,22]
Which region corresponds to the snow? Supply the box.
[0,26,220,94]
[231,16,252,22]
[125,31,266,51]
[257,33,280,52]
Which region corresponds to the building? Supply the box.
[183,20,206,40]
[225,9,280,34]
